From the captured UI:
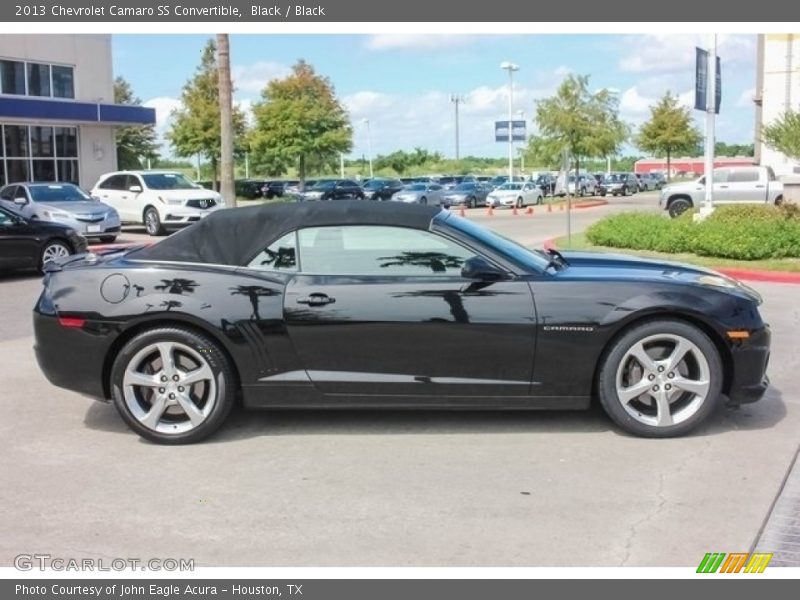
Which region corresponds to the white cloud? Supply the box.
[619,34,755,75]
[364,34,476,52]
[143,96,181,153]
[232,61,290,94]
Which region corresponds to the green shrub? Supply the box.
[585,205,800,261]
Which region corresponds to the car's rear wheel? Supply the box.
[40,240,71,271]
[110,327,236,444]
[144,207,165,236]
[597,319,723,438]
[468,196,476,208]
[420,196,427,205]
[668,197,692,218]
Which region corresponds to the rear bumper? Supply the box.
[726,325,771,405]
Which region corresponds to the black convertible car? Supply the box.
[33,202,770,443]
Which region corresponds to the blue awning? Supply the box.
[0,96,155,125]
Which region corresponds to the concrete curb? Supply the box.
[543,238,800,284]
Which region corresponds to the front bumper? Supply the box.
[726,325,771,405]
[160,206,220,227]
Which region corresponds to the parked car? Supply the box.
[90,171,222,236]
[235,179,268,200]
[283,180,309,197]
[476,176,491,183]
[486,182,544,208]
[659,166,784,218]
[651,172,668,189]
[437,176,461,190]
[0,182,120,243]
[567,174,598,197]
[442,182,492,208]
[391,183,445,206]
[362,178,405,201]
[598,173,638,197]
[487,175,525,190]
[303,179,365,201]
[260,180,289,199]
[533,173,557,196]
[635,173,658,192]
[33,201,771,443]
[0,205,86,272]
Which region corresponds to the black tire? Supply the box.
[516,196,524,208]
[668,197,692,218]
[144,207,166,236]
[356,192,365,200]
[622,186,629,197]
[468,196,476,209]
[599,190,606,197]
[420,196,428,205]
[579,186,585,197]
[596,319,723,438]
[110,326,236,444]
[99,236,117,244]
[775,196,784,206]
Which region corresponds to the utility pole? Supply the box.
[450,94,465,162]
[702,34,717,216]
[500,62,520,181]
[362,118,373,179]
[217,33,236,208]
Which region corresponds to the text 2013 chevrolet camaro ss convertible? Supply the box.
[33,201,770,443]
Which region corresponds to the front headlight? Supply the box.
[41,210,71,220]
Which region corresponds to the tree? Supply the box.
[762,109,800,162]
[113,77,159,170]
[535,75,628,194]
[217,34,236,208]
[249,60,352,188]
[167,39,246,189]
[635,92,700,181]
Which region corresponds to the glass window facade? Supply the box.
[0,124,79,185]
[0,60,74,99]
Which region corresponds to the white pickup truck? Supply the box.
[659,165,784,218]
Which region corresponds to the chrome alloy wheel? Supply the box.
[145,209,159,235]
[122,341,217,434]
[615,333,711,428]
[42,242,70,264]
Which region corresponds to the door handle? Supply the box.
[755,184,765,188]
[296,293,336,306]
[719,185,729,189]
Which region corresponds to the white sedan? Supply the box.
[485,182,544,208]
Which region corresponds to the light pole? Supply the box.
[516,109,526,176]
[702,34,718,216]
[362,118,374,179]
[450,94,465,162]
[500,61,519,181]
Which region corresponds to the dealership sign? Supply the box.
[495,120,526,142]
[695,47,721,114]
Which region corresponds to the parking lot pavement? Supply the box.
[1,200,798,567]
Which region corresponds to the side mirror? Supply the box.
[14,196,27,205]
[129,185,142,193]
[461,256,507,282]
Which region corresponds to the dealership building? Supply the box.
[0,34,154,189]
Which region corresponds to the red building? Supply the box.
[634,156,756,176]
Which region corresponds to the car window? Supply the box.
[0,208,14,226]
[728,169,759,183]
[28,184,91,202]
[297,226,475,277]
[99,175,127,190]
[141,172,196,190]
[712,169,730,184]
[0,186,17,201]
[246,231,298,272]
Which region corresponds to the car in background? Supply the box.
[635,173,658,192]
[598,173,638,197]
[235,179,268,200]
[659,166,784,218]
[437,176,462,190]
[303,179,365,201]
[284,180,311,197]
[0,182,120,243]
[567,174,598,197]
[362,178,405,201]
[486,182,544,208]
[533,173,557,196]
[651,172,668,189]
[91,171,222,236]
[0,205,86,272]
[260,180,290,199]
[487,175,525,190]
[442,182,492,208]
[391,182,445,206]
[476,176,491,183]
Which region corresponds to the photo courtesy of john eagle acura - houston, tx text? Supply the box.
[32,201,771,444]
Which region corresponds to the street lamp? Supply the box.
[362,118,374,179]
[450,94,465,162]
[500,62,520,181]
[516,109,526,175]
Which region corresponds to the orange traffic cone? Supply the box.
[487,205,494,216]
[512,205,518,216]
[526,206,534,215]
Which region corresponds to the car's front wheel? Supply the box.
[110,327,236,444]
[144,207,166,236]
[597,319,723,438]
[39,240,72,271]
[668,197,692,218]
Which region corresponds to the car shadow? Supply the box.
[0,270,42,283]
[81,385,787,443]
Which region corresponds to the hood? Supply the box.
[661,180,700,194]
[36,201,115,216]
[556,251,762,303]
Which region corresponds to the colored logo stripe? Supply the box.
[745,553,773,573]
[697,552,773,573]
[719,553,749,573]
[697,553,726,573]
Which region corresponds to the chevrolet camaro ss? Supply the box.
[33,201,770,443]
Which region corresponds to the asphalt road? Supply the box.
[2,192,798,567]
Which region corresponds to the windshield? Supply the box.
[405,184,426,191]
[604,174,624,183]
[141,172,198,190]
[442,213,550,271]
[454,183,476,191]
[28,184,92,202]
[489,177,507,184]
[364,180,387,189]
[312,181,336,190]
[498,183,523,191]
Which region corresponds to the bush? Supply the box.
[585,205,800,261]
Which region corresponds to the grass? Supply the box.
[554,232,800,273]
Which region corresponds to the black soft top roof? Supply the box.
[130,200,443,266]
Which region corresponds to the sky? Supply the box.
[112,34,758,160]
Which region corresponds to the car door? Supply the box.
[709,169,736,203]
[282,224,537,397]
[0,208,38,269]
[94,174,131,220]
[723,168,763,203]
